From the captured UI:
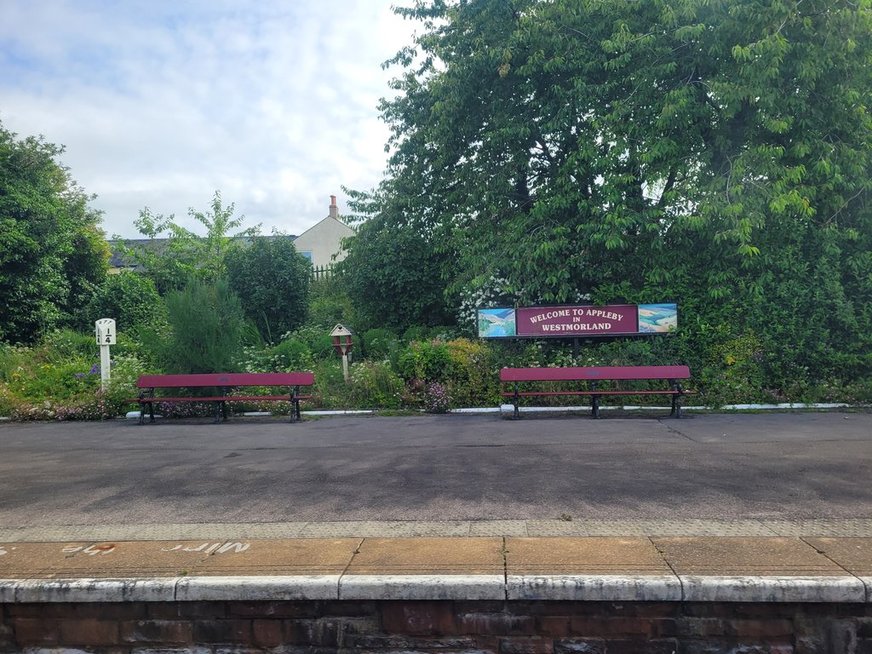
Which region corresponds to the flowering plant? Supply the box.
[423,382,451,414]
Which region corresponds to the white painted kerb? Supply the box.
[0,574,868,603]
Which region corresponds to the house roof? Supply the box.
[293,215,355,241]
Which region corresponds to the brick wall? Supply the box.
[2,600,872,653]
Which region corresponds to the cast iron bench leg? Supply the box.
[290,386,300,423]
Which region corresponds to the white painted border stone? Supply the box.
[0,579,17,602]
[1,574,869,603]
[339,574,506,600]
[174,575,340,601]
[862,576,872,603]
[679,575,866,603]
[507,574,682,601]
[13,578,176,603]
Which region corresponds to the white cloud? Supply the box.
[0,0,418,237]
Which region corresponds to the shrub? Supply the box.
[82,272,164,333]
[306,277,356,329]
[423,382,451,413]
[0,335,147,420]
[396,339,452,382]
[226,236,311,343]
[348,360,404,409]
[269,337,313,370]
[362,328,398,361]
[40,330,99,362]
[444,338,499,407]
[290,326,336,361]
[311,359,351,409]
[158,278,246,374]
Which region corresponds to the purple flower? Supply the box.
[89,364,100,375]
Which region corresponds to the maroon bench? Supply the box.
[500,365,693,419]
[133,372,314,424]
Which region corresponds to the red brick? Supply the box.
[147,603,181,619]
[678,617,728,638]
[726,618,794,639]
[178,601,228,618]
[381,601,457,636]
[230,601,315,618]
[456,600,509,613]
[13,618,60,645]
[252,619,284,647]
[192,619,251,642]
[554,638,606,654]
[348,634,478,650]
[459,612,534,636]
[319,600,378,617]
[58,618,120,646]
[570,617,675,638]
[536,615,571,637]
[605,638,678,654]
[74,603,147,620]
[500,636,553,653]
[9,604,75,618]
[285,618,340,646]
[120,619,193,644]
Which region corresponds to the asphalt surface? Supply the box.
[1,411,871,528]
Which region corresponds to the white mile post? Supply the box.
[95,319,116,390]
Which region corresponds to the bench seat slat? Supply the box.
[500,364,694,419]
[502,390,694,398]
[136,395,312,403]
[137,372,314,389]
[133,372,314,424]
[500,365,690,383]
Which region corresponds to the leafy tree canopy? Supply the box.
[226,235,312,342]
[117,191,258,293]
[378,0,870,299]
[0,121,109,343]
[336,186,454,332]
[345,0,871,386]
[83,272,164,334]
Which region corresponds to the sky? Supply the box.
[0,1,418,238]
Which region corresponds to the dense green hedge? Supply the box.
[3,321,870,421]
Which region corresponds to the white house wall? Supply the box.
[293,216,355,268]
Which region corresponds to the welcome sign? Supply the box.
[477,303,678,338]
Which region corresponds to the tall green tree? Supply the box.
[0,122,109,343]
[117,191,258,293]
[350,0,871,388]
[158,278,247,374]
[226,235,311,342]
[335,186,454,332]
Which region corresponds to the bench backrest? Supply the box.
[137,372,314,389]
[500,365,691,383]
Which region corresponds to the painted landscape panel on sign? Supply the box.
[638,304,678,333]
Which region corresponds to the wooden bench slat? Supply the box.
[134,372,315,424]
[137,372,314,389]
[500,365,690,383]
[502,390,694,397]
[500,364,693,419]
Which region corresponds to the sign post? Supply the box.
[95,318,116,390]
[330,324,354,382]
